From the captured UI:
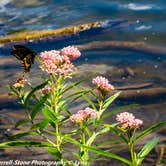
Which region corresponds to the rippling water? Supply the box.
[0,0,165,165]
[0,0,166,45]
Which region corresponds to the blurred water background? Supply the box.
[0,0,165,165]
[0,0,166,46]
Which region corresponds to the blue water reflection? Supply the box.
[0,0,165,46]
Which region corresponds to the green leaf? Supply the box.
[47,147,62,160]
[134,121,166,142]
[24,81,48,108]
[14,119,30,128]
[31,119,49,131]
[136,137,159,165]
[82,93,97,110]
[66,137,130,165]
[86,133,98,146]
[30,93,50,120]
[63,94,84,110]
[105,123,128,143]
[9,131,37,140]
[42,107,57,122]
[85,127,110,146]
[83,145,131,165]
[0,141,52,148]
[96,140,123,147]
[65,137,81,147]
[62,77,91,95]
[62,89,91,101]
[101,92,120,114]
[6,84,19,97]
[101,104,138,121]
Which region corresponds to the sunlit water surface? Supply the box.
[0,0,165,165]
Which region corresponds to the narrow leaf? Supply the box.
[82,93,97,110]
[136,137,159,165]
[24,81,48,108]
[9,131,37,140]
[42,107,57,122]
[15,119,30,128]
[101,92,120,114]
[66,137,130,165]
[101,104,138,121]
[96,140,123,147]
[6,84,19,97]
[62,77,90,95]
[62,89,91,101]
[83,145,131,165]
[0,141,52,148]
[31,94,50,120]
[134,121,166,142]
[31,119,49,131]
[47,147,62,160]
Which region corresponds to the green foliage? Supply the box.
[0,141,52,148]
[30,93,50,120]
[47,147,62,160]
[8,131,37,140]
[24,80,48,108]
[136,137,159,165]
[3,47,164,166]
[42,106,58,123]
[134,121,166,142]
[14,119,30,128]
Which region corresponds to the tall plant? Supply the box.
[0,46,165,166]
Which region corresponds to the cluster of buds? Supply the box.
[13,77,27,89]
[116,112,143,129]
[39,46,81,77]
[41,85,52,94]
[92,76,114,97]
[70,107,99,123]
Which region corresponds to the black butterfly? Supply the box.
[11,45,36,73]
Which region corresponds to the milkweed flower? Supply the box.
[70,113,85,123]
[70,107,99,123]
[131,119,143,128]
[41,86,52,94]
[61,46,81,60]
[92,76,114,92]
[116,112,143,129]
[56,61,76,76]
[116,112,135,124]
[13,77,27,89]
[39,46,79,76]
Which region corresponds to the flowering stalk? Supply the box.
[51,75,63,155]
[39,46,81,161]
[2,46,162,166]
[70,107,99,165]
[12,77,56,147]
[80,123,89,166]
[116,112,143,166]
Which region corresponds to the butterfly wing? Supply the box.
[11,45,36,72]
[22,54,36,72]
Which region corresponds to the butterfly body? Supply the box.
[11,45,36,73]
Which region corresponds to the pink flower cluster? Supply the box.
[70,107,99,123]
[39,46,81,76]
[116,112,143,129]
[61,46,81,60]
[92,76,114,92]
[41,86,52,94]
[13,77,27,88]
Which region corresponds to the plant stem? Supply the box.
[80,124,89,166]
[19,94,56,147]
[51,74,63,160]
[128,137,137,166]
